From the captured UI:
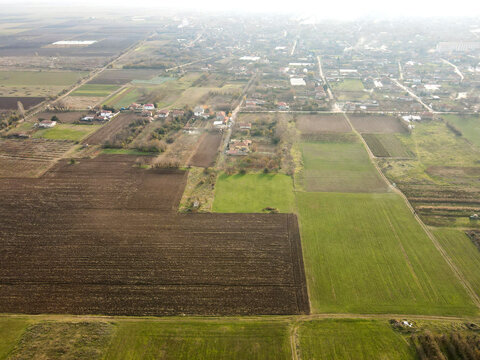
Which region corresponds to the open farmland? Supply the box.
[35,111,88,124]
[362,133,414,158]
[83,113,138,145]
[296,114,351,133]
[188,131,222,167]
[0,155,309,316]
[70,84,120,97]
[349,114,407,133]
[298,319,415,360]
[442,114,480,147]
[296,192,477,315]
[434,229,480,299]
[104,320,291,360]
[0,96,44,110]
[33,123,102,142]
[0,138,73,177]
[298,140,388,192]
[379,121,480,227]
[213,173,295,213]
[88,69,158,85]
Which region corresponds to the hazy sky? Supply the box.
[9,0,480,19]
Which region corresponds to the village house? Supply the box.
[239,123,252,130]
[172,109,185,118]
[277,102,289,110]
[194,105,205,117]
[143,103,155,111]
[157,109,170,118]
[227,139,252,156]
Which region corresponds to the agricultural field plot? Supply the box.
[102,86,145,109]
[442,114,480,148]
[298,141,388,193]
[0,70,86,97]
[213,173,295,213]
[34,111,89,124]
[0,318,31,359]
[33,123,102,142]
[0,155,309,316]
[296,192,478,315]
[82,113,138,145]
[88,69,159,85]
[362,133,414,158]
[62,95,104,110]
[104,320,291,360]
[0,96,44,110]
[434,229,480,298]
[296,114,351,134]
[331,79,365,92]
[349,114,406,133]
[298,319,415,360]
[70,84,120,97]
[188,131,222,167]
[379,121,480,227]
[0,138,73,177]
[331,79,370,101]
[7,321,113,360]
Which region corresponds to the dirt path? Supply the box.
[341,111,480,310]
[290,322,300,360]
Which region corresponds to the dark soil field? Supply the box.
[88,69,158,85]
[296,114,351,133]
[0,155,309,316]
[0,138,74,177]
[35,111,89,124]
[349,114,406,133]
[0,96,45,110]
[83,113,139,145]
[188,131,222,167]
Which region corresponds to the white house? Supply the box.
[38,120,57,128]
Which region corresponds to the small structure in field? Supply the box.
[239,123,251,130]
[227,139,252,155]
[38,120,57,129]
[157,110,169,118]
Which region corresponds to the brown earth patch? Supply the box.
[0,155,309,316]
[349,114,406,133]
[0,96,44,110]
[296,114,351,133]
[188,131,222,167]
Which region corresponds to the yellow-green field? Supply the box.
[296,192,477,315]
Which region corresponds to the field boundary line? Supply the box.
[342,111,480,310]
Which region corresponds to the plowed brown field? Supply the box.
[0,155,309,316]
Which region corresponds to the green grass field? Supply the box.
[104,320,291,360]
[103,87,144,108]
[71,84,120,97]
[331,79,365,92]
[0,318,30,360]
[296,192,477,315]
[434,228,480,299]
[213,173,295,213]
[33,124,101,142]
[443,114,480,148]
[298,319,415,360]
[0,71,86,86]
[298,141,388,192]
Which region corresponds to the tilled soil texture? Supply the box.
[82,113,140,145]
[349,114,407,133]
[188,132,222,167]
[0,138,74,177]
[296,114,352,134]
[0,155,309,316]
[0,96,45,110]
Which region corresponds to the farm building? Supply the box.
[157,110,169,118]
[38,120,57,128]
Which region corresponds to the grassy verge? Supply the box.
[0,318,31,360]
